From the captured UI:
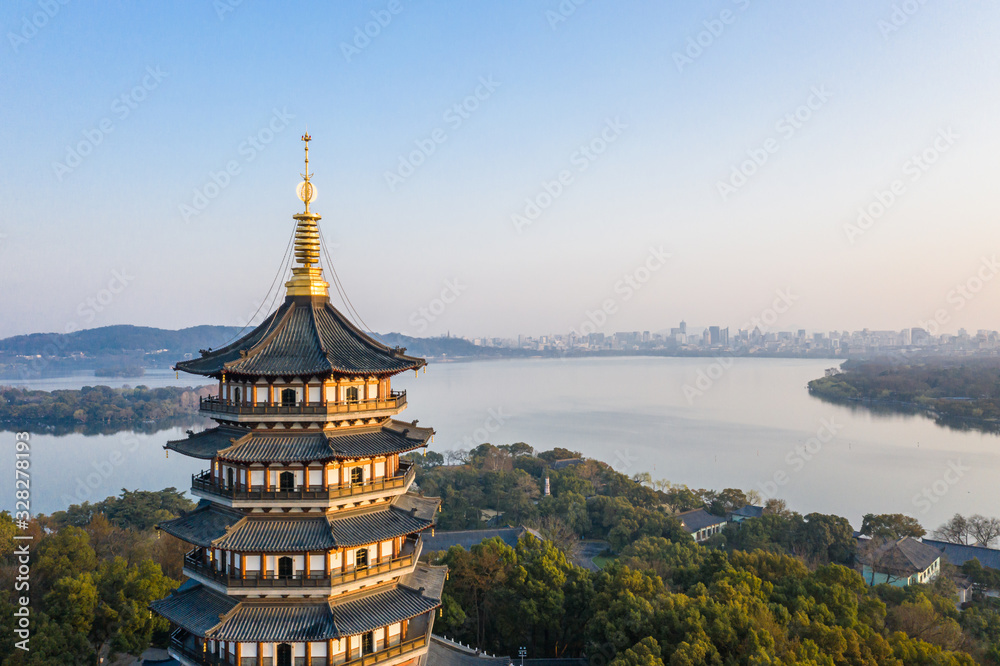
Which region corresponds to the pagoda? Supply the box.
[152,135,445,666]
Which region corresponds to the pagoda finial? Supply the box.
[286,133,329,298]
[299,132,314,214]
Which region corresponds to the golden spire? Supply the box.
[285,133,329,298]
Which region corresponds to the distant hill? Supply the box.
[0,324,508,379]
[0,324,242,357]
[378,333,508,359]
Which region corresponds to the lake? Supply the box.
[3,357,998,531]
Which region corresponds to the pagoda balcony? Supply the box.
[198,391,407,423]
[170,629,429,666]
[190,461,415,508]
[183,538,421,595]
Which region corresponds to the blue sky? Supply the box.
[2,1,1000,339]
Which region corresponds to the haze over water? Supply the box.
[6,357,998,530]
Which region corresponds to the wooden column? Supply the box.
[327,639,334,666]
[303,381,309,406]
[304,551,310,580]
[261,553,267,579]
[218,378,223,399]
[236,642,241,665]
[225,382,231,402]
[257,642,263,666]
[251,384,257,405]
[268,383,275,406]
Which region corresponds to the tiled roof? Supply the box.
[214,602,336,642]
[214,516,336,552]
[731,505,764,519]
[421,527,544,553]
[426,636,510,665]
[922,539,1000,571]
[160,494,440,552]
[165,420,433,463]
[154,565,446,642]
[871,537,943,577]
[175,297,425,378]
[164,427,248,460]
[157,502,243,547]
[150,580,238,635]
[677,509,728,533]
[326,502,437,549]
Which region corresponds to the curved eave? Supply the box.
[165,420,433,464]
[152,568,445,643]
[174,297,426,379]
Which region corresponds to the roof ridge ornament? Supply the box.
[286,133,330,298]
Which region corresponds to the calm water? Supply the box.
[3,358,998,531]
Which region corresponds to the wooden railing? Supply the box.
[191,463,414,502]
[183,542,418,590]
[199,391,406,416]
[342,636,427,666]
[170,633,427,666]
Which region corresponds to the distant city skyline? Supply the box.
[4,2,1000,339]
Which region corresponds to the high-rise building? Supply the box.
[152,136,444,666]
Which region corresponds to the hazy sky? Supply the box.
[3,1,1000,340]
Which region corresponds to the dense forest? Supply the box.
[408,444,1000,664]
[0,489,194,665]
[808,358,1000,433]
[0,385,213,434]
[7,447,1000,664]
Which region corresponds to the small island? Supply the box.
[0,384,214,434]
[808,358,1000,434]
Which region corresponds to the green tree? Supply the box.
[610,637,664,666]
[861,513,926,539]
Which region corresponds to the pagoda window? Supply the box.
[350,467,363,485]
[277,556,293,579]
[276,643,292,666]
[279,471,294,491]
[361,632,374,654]
[355,547,368,569]
[226,468,235,489]
[280,388,296,406]
[345,386,359,403]
[232,387,241,405]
